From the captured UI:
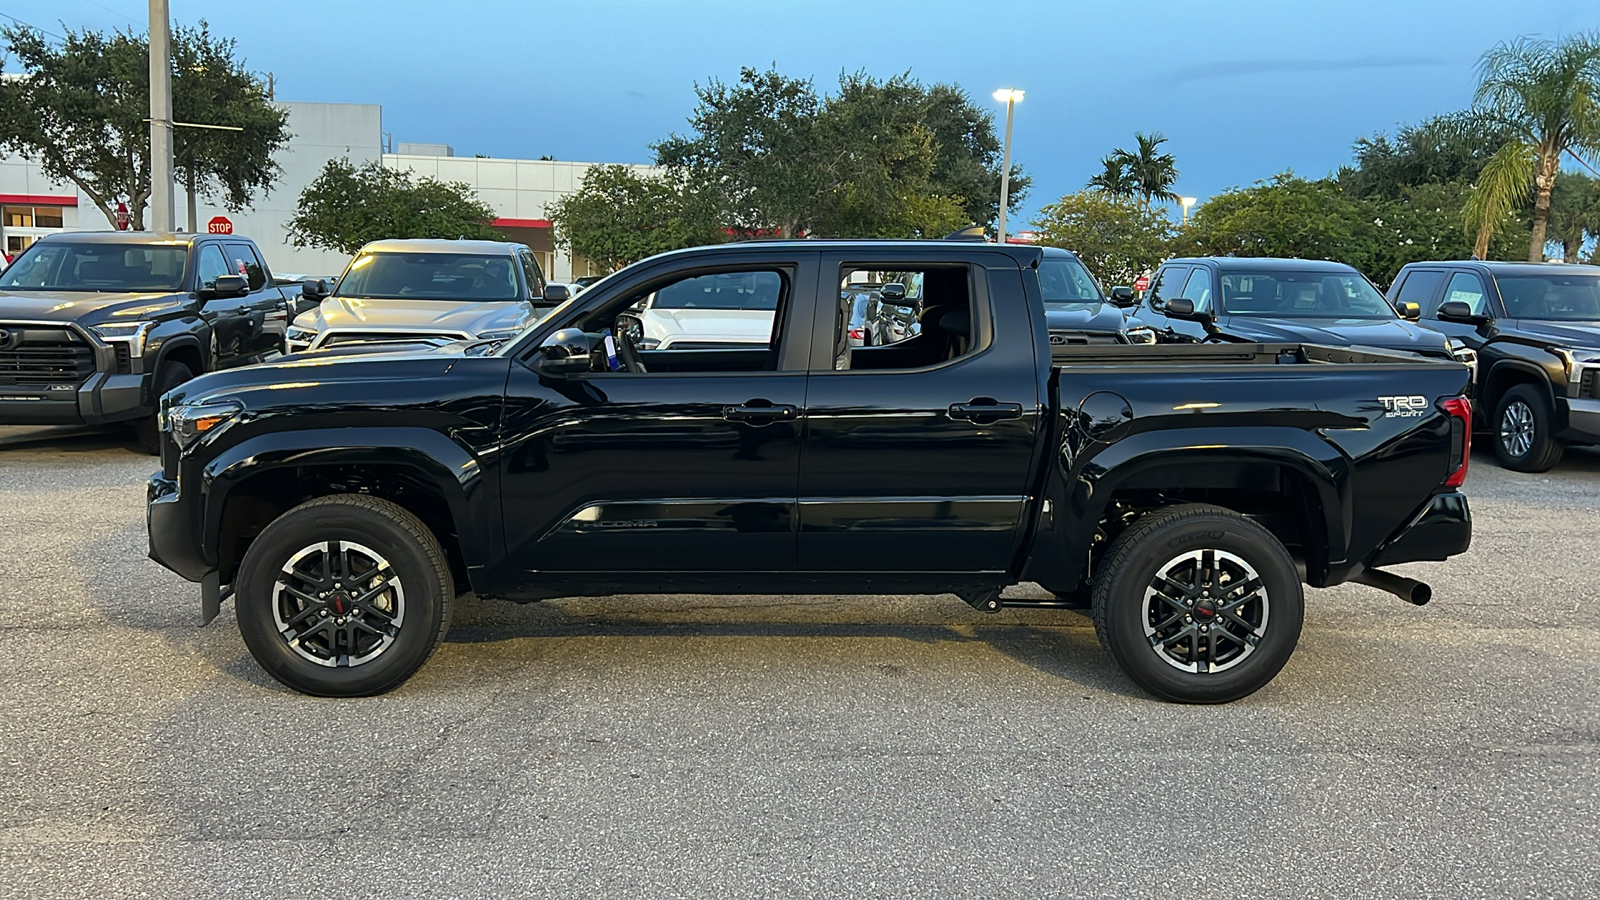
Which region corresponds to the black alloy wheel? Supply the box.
[236,495,452,696]
[1092,504,1303,703]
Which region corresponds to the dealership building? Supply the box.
[0,100,654,282]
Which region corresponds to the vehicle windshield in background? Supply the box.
[1219,271,1394,319]
[334,252,520,301]
[1038,257,1104,304]
[652,271,782,310]
[0,242,189,292]
[1497,275,1600,321]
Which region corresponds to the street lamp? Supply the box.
[993,88,1024,243]
[1179,196,1197,225]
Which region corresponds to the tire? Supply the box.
[235,495,453,697]
[133,361,194,455]
[1493,384,1564,472]
[1091,504,1303,704]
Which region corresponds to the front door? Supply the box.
[498,254,819,575]
[796,252,1042,575]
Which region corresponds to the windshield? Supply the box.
[651,271,781,310]
[0,241,188,292]
[1219,271,1394,319]
[334,252,521,301]
[1038,257,1104,304]
[1498,274,1600,320]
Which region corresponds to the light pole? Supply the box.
[992,88,1024,243]
[148,0,175,232]
[1179,195,1197,226]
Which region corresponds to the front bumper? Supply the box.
[1560,396,1600,443]
[147,471,210,583]
[0,372,150,426]
[1367,491,1472,568]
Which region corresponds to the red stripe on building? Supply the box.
[492,217,551,228]
[0,194,79,206]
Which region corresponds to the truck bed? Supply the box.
[1050,341,1448,368]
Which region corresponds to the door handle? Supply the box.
[948,399,1023,422]
[723,401,798,423]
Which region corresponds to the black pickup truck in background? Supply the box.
[148,240,1474,703]
[1389,260,1600,472]
[0,231,298,451]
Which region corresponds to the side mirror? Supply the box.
[1437,300,1488,324]
[1165,297,1206,320]
[301,279,329,301]
[539,283,571,307]
[880,282,906,302]
[201,274,248,299]
[532,328,594,377]
[1109,286,1137,307]
[1397,301,1421,321]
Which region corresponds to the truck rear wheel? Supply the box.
[1091,504,1303,703]
[1493,384,1564,472]
[235,495,452,697]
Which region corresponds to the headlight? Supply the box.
[474,329,522,342]
[163,400,243,450]
[286,325,318,345]
[90,321,155,356]
[1125,326,1157,345]
[637,337,661,350]
[1550,347,1600,383]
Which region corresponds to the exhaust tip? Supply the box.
[1354,568,1431,606]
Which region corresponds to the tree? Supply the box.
[0,22,287,231]
[919,83,1029,228]
[1548,172,1600,262]
[1470,32,1600,260]
[170,22,290,230]
[1031,191,1173,286]
[1086,154,1137,197]
[547,165,714,272]
[1113,132,1180,207]
[1341,112,1515,200]
[287,158,500,254]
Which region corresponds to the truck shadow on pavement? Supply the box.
[0,424,144,454]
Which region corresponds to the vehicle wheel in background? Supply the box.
[1493,385,1564,472]
[133,361,194,455]
[235,495,452,697]
[1091,504,1303,704]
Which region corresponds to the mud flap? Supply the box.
[200,571,232,626]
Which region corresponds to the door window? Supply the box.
[1398,270,1449,318]
[1146,266,1188,311]
[1178,268,1213,310]
[517,249,546,297]
[195,244,232,291]
[224,242,268,291]
[583,268,789,373]
[1442,272,1489,315]
[834,265,980,371]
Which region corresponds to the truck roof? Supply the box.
[667,239,1048,263]
[358,238,526,255]
[1167,257,1359,273]
[36,230,209,246]
[1408,260,1600,276]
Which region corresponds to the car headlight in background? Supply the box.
[90,321,155,356]
[286,325,318,347]
[1550,347,1600,384]
[474,329,522,342]
[162,400,243,450]
[1125,327,1157,345]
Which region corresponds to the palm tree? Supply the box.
[1467,32,1600,261]
[1114,132,1180,207]
[1547,172,1600,262]
[1086,154,1136,198]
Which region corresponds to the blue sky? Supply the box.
[6,0,1597,224]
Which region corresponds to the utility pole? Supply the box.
[992,89,1024,244]
[148,0,175,233]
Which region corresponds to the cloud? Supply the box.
[1151,54,1455,86]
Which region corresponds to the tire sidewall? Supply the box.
[236,503,446,697]
[1101,514,1303,704]
[135,361,194,454]
[1493,385,1549,469]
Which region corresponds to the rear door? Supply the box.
[224,241,290,356]
[796,250,1042,574]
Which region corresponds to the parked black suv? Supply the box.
[0,231,295,451]
[1133,257,1467,361]
[1389,260,1600,471]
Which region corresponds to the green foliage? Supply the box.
[653,67,1026,239]
[1087,154,1137,198]
[1340,112,1515,200]
[1472,31,1600,259]
[1031,191,1174,286]
[0,21,286,230]
[1548,173,1600,262]
[287,158,500,255]
[1116,132,1180,206]
[546,165,715,272]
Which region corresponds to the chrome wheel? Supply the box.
[272,540,406,668]
[1141,548,1269,674]
[1499,401,1535,458]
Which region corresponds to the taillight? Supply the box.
[1441,397,1471,487]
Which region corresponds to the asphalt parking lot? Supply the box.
[0,424,1597,899]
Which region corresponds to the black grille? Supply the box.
[1582,369,1600,400]
[0,327,96,387]
[114,343,132,374]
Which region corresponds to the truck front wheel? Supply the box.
[1493,384,1564,472]
[235,495,453,697]
[133,361,193,455]
[1091,504,1303,703]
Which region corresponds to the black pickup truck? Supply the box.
[0,231,298,451]
[147,240,1474,703]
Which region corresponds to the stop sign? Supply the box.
[1133,274,1150,292]
[207,216,233,235]
[115,202,129,231]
